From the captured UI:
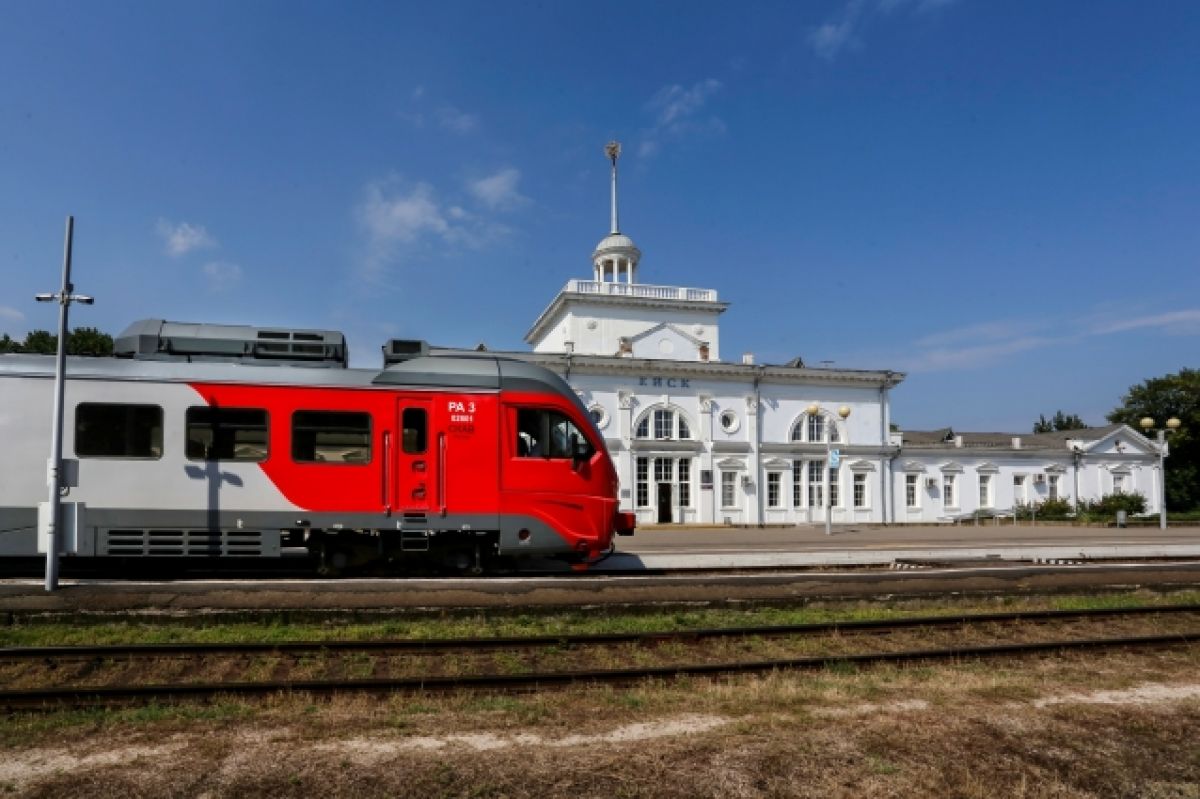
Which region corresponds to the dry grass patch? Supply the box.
[2,647,1199,797]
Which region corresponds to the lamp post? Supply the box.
[1138,416,1181,531]
[35,216,93,592]
[808,403,851,535]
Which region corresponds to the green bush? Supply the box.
[1013,498,1075,521]
[1082,492,1147,516]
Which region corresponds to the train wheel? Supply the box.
[317,544,349,577]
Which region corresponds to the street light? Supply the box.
[35,216,93,593]
[808,403,851,535]
[1139,416,1181,530]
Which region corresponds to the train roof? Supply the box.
[0,348,578,400]
[4,317,578,396]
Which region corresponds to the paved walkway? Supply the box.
[607,523,1200,570]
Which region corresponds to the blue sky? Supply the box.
[2,0,1197,433]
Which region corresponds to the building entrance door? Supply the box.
[656,483,672,524]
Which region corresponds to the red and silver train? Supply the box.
[0,319,634,573]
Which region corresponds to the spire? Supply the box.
[592,140,640,284]
[605,140,621,234]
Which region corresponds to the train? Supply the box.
[0,319,635,574]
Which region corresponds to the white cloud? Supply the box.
[355,176,513,283]
[897,336,1053,373]
[468,168,528,210]
[1090,310,1200,336]
[807,0,865,60]
[879,0,956,12]
[435,104,479,134]
[157,219,217,257]
[397,92,477,133]
[639,79,726,158]
[913,319,1049,349]
[359,179,451,246]
[0,306,25,325]
[201,261,242,291]
[809,0,956,61]
[649,79,723,128]
[807,18,860,60]
[887,305,1200,373]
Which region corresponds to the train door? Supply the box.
[394,396,438,514]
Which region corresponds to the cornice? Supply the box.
[514,351,904,387]
[525,291,730,344]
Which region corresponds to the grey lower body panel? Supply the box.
[0,507,38,556]
[0,506,579,559]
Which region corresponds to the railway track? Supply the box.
[3,604,1198,710]
[4,603,1200,661]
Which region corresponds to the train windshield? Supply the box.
[516,408,594,460]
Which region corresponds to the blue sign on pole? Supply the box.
[829,449,841,468]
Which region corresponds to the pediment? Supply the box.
[763,457,791,469]
[977,462,1000,474]
[901,461,927,473]
[847,460,876,472]
[629,323,705,360]
[939,461,964,474]
[1074,426,1156,456]
[716,457,747,470]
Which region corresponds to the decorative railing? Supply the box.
[564,280,718,302]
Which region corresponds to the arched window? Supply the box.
[791,412,843,444]
[634,406,693,440]
[807,414,824,442]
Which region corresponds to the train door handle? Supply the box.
[438,433,447,517]
[382,431,392,515]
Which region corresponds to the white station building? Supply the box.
[471,143,1167,526]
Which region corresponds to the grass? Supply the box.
[6,589,1200,649]
[2,644,1199,796]
[3,590,1200,796]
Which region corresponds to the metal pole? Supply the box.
[44,217,74,592]
[1159,431,1167,531]
[824,441,832,535]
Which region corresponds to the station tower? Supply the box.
[524,141,728,361]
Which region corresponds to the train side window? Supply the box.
[292,410,372,464]
[516,408,544,457]
[186,407,269,462]
[402,408,427,454]
[75,403,163,459]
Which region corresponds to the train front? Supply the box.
[497,359,634,564]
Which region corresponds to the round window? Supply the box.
[720,410,739,433]
[589,405,609,430]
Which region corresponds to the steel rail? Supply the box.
[3,604,1199,661]
[1,631,1196,710]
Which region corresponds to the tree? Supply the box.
[1107,368,1200,512]
[0,327,115,356]
[1032,410,1088,434]
[20,330,57,354]
[67,327,114,356]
